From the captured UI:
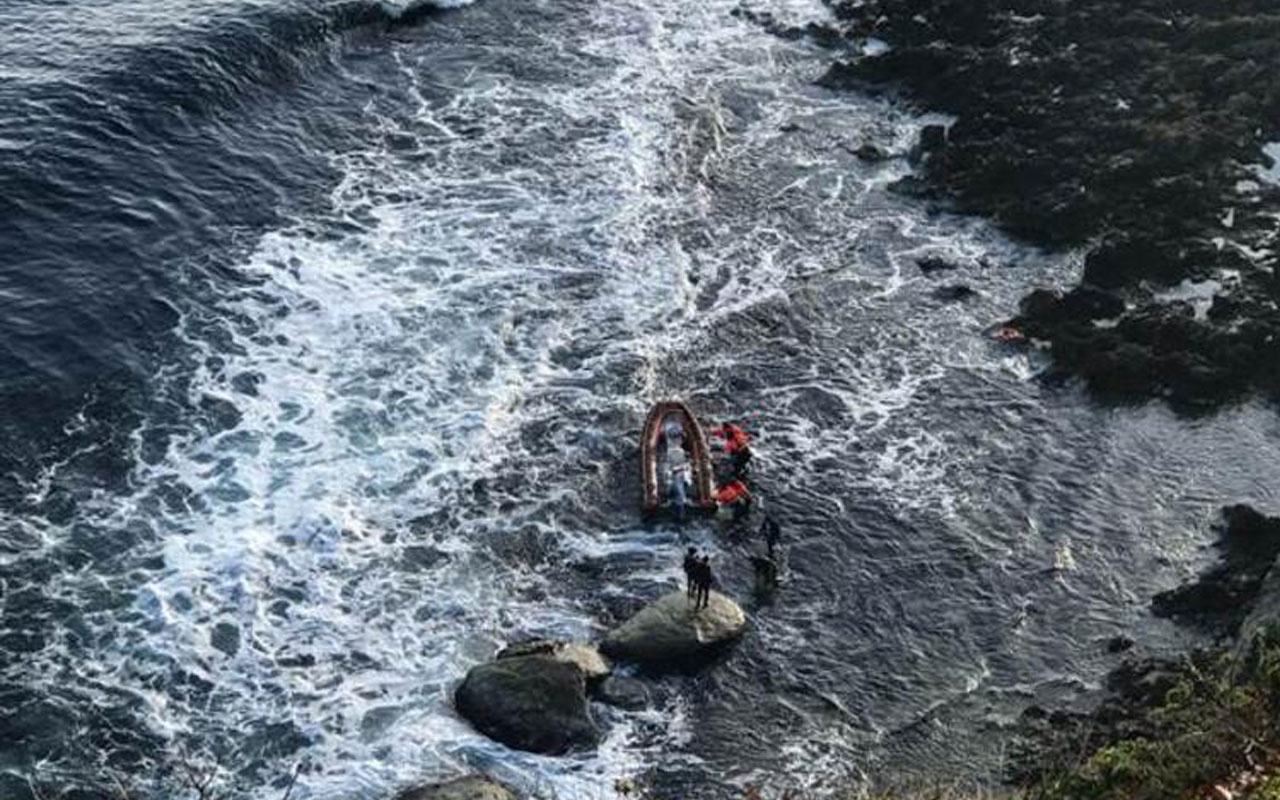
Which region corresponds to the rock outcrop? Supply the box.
[601,590,746,669]
[454,655,600,754]
[1013,505,1280,791]
[817,0,1280,411]
[1153,505,1280,632]
[395,776,519,800]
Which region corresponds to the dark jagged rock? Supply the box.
[933,284,977,302]
[731,7,848,47]
[1104,659,1181,709]
[1080,235,1195,290]
[394,776,519,800]
[913,123,947,162]
[821,0,1280,410]
[1105,635,1135,654]
[852,142,892,161]
[454,655,600,754]
[1019,287,1125,326]
[1152,505,1280,631]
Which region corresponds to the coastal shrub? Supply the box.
[1022,632,1280,800]
[1255,774,1280,800]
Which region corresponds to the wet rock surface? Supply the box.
[454,655,600,755]
[818,0,1280,410]
[595,675,650,710]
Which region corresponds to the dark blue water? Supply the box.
[3,1,1279,798]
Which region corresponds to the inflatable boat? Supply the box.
[641,401,715,517]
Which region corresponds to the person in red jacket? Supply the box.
[715,479,752,521]
[712,422,752,480]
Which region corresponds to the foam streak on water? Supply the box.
[60,0,985,792]
[61,0,924,795]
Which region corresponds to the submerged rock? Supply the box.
[210,621,240,657]
[916,256,960,275]
[454,655,599,754]
[852,142,892,161]
[933,284,977,302]
[496,640,610,682]
[395,776,519,800]
[595,676,649,711]
[1105,635,1135,654]
[601,590,746,668]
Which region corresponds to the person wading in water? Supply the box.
[715,479,752,522]
[760,513,781,560]
[712,421,752,482]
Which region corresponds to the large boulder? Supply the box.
[395,776,519,800]
[601,590,746,668]
[496,640,610,682]
[454,655,599,754]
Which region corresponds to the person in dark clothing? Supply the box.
[696,555,713,610]
[750,555,778,592]
[760,514,781,560]
[683,546,699,599]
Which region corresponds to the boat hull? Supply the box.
[641,401,716,515]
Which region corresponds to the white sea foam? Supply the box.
[20,0,1083,796]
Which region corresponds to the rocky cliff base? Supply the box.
[815,0,1280,411]
[1012,506,1280,799]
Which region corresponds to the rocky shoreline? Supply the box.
[1011,506,1280,797]
[811,0,1280,410]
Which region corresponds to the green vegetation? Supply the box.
[1022,633,1280,800]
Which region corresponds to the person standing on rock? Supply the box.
[696,554,714,610]
[683,546,700,600]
